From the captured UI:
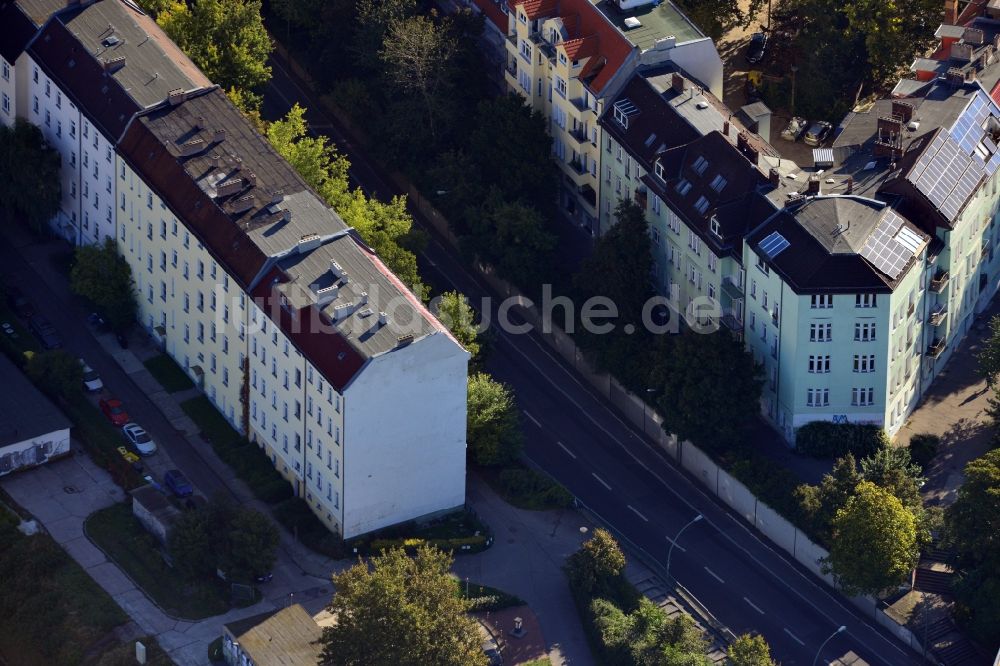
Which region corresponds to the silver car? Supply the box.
[80,359,103,392]
[123,423,157,456]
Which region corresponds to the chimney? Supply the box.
[946,66,965,87]
[950,42,974,63]
[891,101,914,123]
[167,89,187,105]
[103,56,125,73]
[806,175,821,195]
[846,176,854,194]
[212,128,226,143]
[230,195,254,214]
[963,27,984,45]
[297,233,322,254]
[944,0,958,23]
[671,72,685,93]
[768,167,780,188]
[177,138,206,157]
[722,120,730,138]
[315,284,338,307]
[245,171,257,187]
[397,334,414,347]
[737,132,760,165]
[378,311,388,326]
[216,178,243,197]
[330,260,344,280]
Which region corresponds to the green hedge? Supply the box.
[795,422,890,458]
[368,534,492,555]
[908,433,940,472]
[456,580,525,612]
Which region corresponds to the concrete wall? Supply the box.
[0,428,71,477]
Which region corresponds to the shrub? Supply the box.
[795,422,890,458]
[368,534,492,555]
[497,467,574,509]
[909,433,940,472]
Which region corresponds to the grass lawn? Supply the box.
[455,578,525,612]
[181,396,241,448]
[478,463,574,511]
[86,503,250,620]
[0,507,128,666]
[143,354,195,393]
[92,637,173,666]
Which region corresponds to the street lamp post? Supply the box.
[666,514,702,582]
[812,626,846,666]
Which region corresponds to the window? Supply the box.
[44,109,50,126]
[55,120,61,137]
[808,355,831,373]
[1,62,7,81]
[807,388,830,407]
[651,193,661,215]
[519,39,532,60]
[708,253,717,273]
[853,354,876,373]
[33,67,38,84]
[555,77,567,97]
[32,96,38,113]
[45,80,50,97]
[692,155,709,175]
[851,387,875,406]
[854,321,876,341]
[855,293,877,308]
[674,178,692,196]
[694,196,710,215]
[654,161,665,181]
[810,294,832,309]
[55,92,61,109]
[750,279,757,298]
[687,229,701,255]
[709,174,727,193]
[810,322,832,342]
[69,120,76,137]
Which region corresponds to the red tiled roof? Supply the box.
[511,0,632,93]
[471,0,508,32]
[561,36,598,60]
[991,80,1000,107]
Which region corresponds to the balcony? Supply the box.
[926,337,946,358]
[567,126,589,145]
[633,187,648,209]
[506,58,517,76]
[568,158,587,176]
[721,276,744,301]
[928,303,948,326]
[569,96,592,114]
[930,270,950,292]
[721,309,744,337]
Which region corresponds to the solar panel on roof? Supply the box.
[759,231,790,258]
[895,226,924,252]
[909,131,985,222]
[860,210,924,280]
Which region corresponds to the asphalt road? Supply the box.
[262,53,922,665]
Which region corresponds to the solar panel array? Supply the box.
[950,89,1000,175]
[860,209,925,280]
[759,231,790,258]
[908,131,985,221]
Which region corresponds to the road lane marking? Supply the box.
[664,536,686,553]
[523,410,541,428]
[627,505,649,522]
[743,597,764,615]
[592,473,612,491]
[784,628,805,646]
[703,567,724,584]
[557,441,577,459]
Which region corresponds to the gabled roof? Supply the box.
[470,0,509,32]
[0,2,40,64]
[27,0,209,141]
[224,605,322,666]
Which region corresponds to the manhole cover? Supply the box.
[63,485,79,494]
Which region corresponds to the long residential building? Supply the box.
[1,0,470,538]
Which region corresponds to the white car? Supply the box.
[123,423,157,456]
[80,359,103,392]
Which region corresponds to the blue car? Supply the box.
[163,469,193,497]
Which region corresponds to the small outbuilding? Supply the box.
[130,484,182,544]
[222,604,322,666]
[0,353,71,477]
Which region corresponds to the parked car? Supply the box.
[803,121,833,146]
[5,287,34,319]
[29,315,62,349]
[99,398,130,426]
[746,32,767,64]
[122,423,157,456]
[80,359,104,392]
[163,469,193,497]
[780,116,809,141]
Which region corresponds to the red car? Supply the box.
[99,398,129,426]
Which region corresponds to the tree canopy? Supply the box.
[674,0,764,41]
[0,119,61,230]
[319,546,486,666]
[466,194,557,290]
[70,239,138,332]
[25,350,83,398]
[434,291,482,365]
[168,499,278,582]
[825,481,919,596]
[727,633,776,666]
[653,331,762,452]
[592,596,712,665]
[157,0,272,92]
[265,104,351,211]
[466,373,522,467]
[977,315,1000,387]
[566,528,626,596]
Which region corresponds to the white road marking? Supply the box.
[784,628,806,646]
[703,567,724,584]
[592,473,612,491]
[664,535,687,553]
[743,597,765,615]
[557,441,577,459]
[522,410,541,428]
[627,505,649,522]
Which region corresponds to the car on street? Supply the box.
[780,116,809,141]
[122,423,156,456]
[99,398,130,426]
[164,469,194,497]
[28,315,62,349]
[803,120,833,146]
[80,359,104,392]
[746,32,767,64]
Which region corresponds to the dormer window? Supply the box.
[519,12,526,24]
[694,195,710,215]
[655,161,665,181]
[559,52,567,65]
[692,155,709,175]
[613,99,638,129]
[675,178,692,195]
[710,216,722,237]
[709,174,727,193]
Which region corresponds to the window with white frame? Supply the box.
[807,388,830,407]
[810,322,832,342]
[851,387,875,406]
[853,354,876,373]
[808,354,831,373]
[854,321,876,341]
[855,293,877,308]
[810,294,833,309]
[655,161,665,180]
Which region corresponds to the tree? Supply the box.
[825,481,919,597]
[654,331,762,452]
[134,0,174,17]
[157,0,272,91]
[592,596,712,665]
[977,314,1000,387]
[69,238,138,332]
[226,87,265,133]
[0,119,61,230]
[566,528,626,596]
[945,450,1000,647]
[673,0,764,40]
[25,350,82,398]
[266,104,351,210]
[727,633,775,666]
[168,509,216,580]
[434,291,482,365]
[351,0,417,76]
[219,507,279,581]
[466,373,522,467]
[319,546,486,666]
[338,194,425,293]
[467,193,557,290]
[860,447,925,511]
[796,454,862,542]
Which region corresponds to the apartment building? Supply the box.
[3,0,208,245]
[3,0,471,538]
[499,0,720,235]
